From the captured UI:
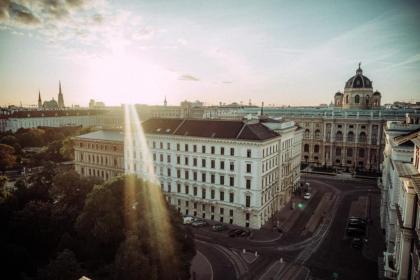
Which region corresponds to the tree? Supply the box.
[45,249,85,280]
[60,137,74,161]
[0,144,16,172]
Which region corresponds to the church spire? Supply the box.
[38,90,42,108]
[58,80,64,109]
[164,96,167,106]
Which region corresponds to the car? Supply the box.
[240,229,250,237]
[212,223,226,232]
[228,229,243,237]
[191,219,208,227]
[347,222,366,230]
[346,227,366,237]
[351,238,363,249]
[303,192,311,200]
[183,216,195,225]
[348,217,367,224]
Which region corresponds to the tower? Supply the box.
[38,90,42,108]
[164,96,167,106]
[58,81,65,109]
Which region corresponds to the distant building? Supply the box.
[37,90,42,109]
[43,98,59,109]
[380,115,420,279]
[73,130,125,180]
[58,81,65,109]
[74,117,303,229]
[89,99,106,109]
[0,109,108,132]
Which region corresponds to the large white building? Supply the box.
[380,115,420,279]
[74,117,303,229]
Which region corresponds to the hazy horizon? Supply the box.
[1,0,419,107]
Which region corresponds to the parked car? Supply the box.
[228,229,243,237]
[351,238,363,249]
[348,217,367,224]
[346,227,366,237]
[303,192,311,200]
[191,219,208,227]
[228,229,249,237]
[183,216,195,225]
[212,223,226,232]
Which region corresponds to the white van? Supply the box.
[183,216,195,225]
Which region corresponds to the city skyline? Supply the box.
[1,0,420,107]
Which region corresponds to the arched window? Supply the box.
[314,129,321,139]
[314,145,319,153]
[304,144,309,152]
[336,131,343,141]
[359,148,365,157]
[359,132,367,143]
[366,95,370,105]
[345,95,349,104]
[347,131,354,142]
[347,148,353,157]
[355,95,360,104]
[304,129,310,138]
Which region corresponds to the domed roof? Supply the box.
[373,90,381,96]
[345,63,373,89]
[335,91,343,96]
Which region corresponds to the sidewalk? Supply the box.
[250,195,306,242]
[190,250,213,280]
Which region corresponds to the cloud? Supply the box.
[7,1,41,25]
[179,74,200,81]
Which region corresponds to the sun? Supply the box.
[86,51,176,105]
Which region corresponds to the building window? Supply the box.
[193,187,197,196]
[347,148,353,157]
[220,175,225,185]
[230,148,234,156]
[202,145,206,153]
[177,169,181,178]
[202,188,206,199]
[177,184,181,193]
[220,207,224,215]
[153,141,156,148]
[229,177,234,187]
[185,185,189,194]
[220,191,225,201]
[177,156,180,164]
[185,157,189,165]
[193,145,197,152]
[246,163,251,173]
[359,132,367,143]
[221,147,225,155]
[168,184,171,192]
[185,170,189,179]
[314,145,319,153]
[304,144,309,152]
[335,147,341,157]
[314,129,320,139]
[160,142,163,149]
[167,168,171,177]
[347,131,354,142]
[167,155,171,163]
[211,159,215,168]
[177,143,180,151]
[185,144,188,151]
[220,161,225,170]
[246,196,250,207]
[246,179,251,189]
[211,206,214,213]
[211,146,215,154]
[355,95,360,104]
[193,158,197,166]
[359,148,365,158]
[202,173,206,182]
[247,149,251,158]
[193,172,197,181]
[167,143,170,150]
[230,162,234,171]
[211,189,215,199]
[336,131,343,141]
[229,193,234,203]
[211,174,215,183]
[304,129,310,138]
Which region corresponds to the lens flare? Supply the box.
[123,104,178,274]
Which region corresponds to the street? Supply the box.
[189,174,385,280]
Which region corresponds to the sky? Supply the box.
[0,0,419,107]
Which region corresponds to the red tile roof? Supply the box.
[142,118,279,141]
